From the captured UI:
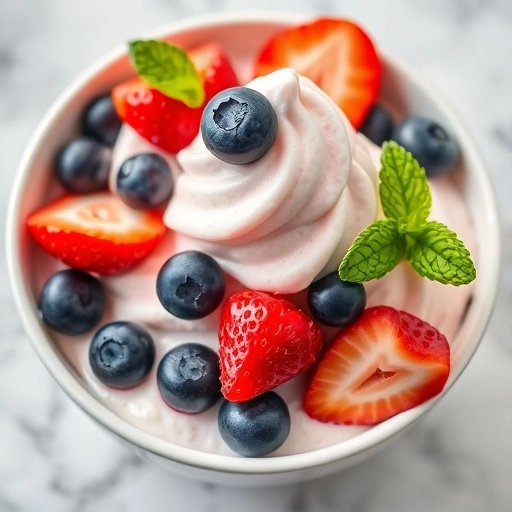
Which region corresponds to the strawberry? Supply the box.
[189,42,240,100]
[255,18,381,129]
[112,42,239,154]
[304,306,450,426]
[219,290,323,402]
[27,193,166,275]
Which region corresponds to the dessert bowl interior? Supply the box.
[6,11,500,482]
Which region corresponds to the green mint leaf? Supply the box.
[129,40,205,108]
[406,221,476,285]
[379,141,432,224]
[339,220,405,282]
[406,205,431,231]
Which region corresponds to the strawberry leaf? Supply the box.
[339,220,405,282]
[129,40,205,108]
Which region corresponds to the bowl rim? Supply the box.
[6,10,501,475]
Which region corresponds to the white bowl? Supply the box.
[6,11,500,487]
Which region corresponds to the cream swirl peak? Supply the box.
[164,69,379,293]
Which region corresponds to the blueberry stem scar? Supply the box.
[176,276,203,304]
[213,98,249,131]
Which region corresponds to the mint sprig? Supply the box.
[129,40,205,108]
[339,141,476,286]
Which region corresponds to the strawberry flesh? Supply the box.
[27,193,166,275]
[190,42,239,100]
[304,306,450,425]
[219,290,323,402]
[255,18,381,129]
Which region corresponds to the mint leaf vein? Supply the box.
[339,220,405,282]
[406,221,476,285]
[379,141,432,224]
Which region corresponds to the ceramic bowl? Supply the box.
[6,11,500,487]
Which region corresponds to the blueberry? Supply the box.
[308,272,366,327]
[55,137,111,193]
[82,94,122,147]
[218,392,290,457]
[39,269,106,335]
[157,343,221,413]
[201,87,278,165]
[117,153,173,210]
[89,321,155,389]
[360,104,394,146]
[392,116,459,177]
[156,251,225,320]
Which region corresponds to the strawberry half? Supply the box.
[219,290,323,402]
[27,193,166,275]
[255,18,381,129]
[304,306,450,425]
[112,42,239,154]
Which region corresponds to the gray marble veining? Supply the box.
[1,0,511,511]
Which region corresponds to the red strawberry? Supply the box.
[304,306,450,425]
[255,18,381,129]
[27,193,166,275]
[112,42,239,154]
[189,42,240,100]
[219,290,323,402]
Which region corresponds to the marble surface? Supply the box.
[1,0,511,510]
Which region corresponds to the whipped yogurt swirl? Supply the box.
[164,69,379,293]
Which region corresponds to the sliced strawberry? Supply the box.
[255,18,381,129]
[27,193,166,275]
[304,306,450,425]
[219,290,323,402]
[112,42,239,154]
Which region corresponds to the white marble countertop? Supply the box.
[1,0,511,510]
